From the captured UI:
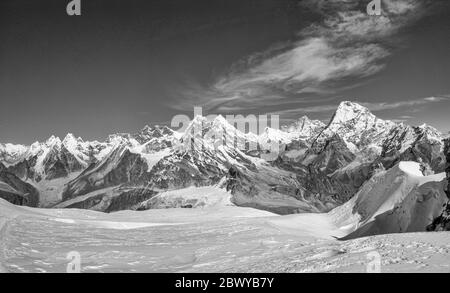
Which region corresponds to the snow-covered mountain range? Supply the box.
[0,101,448,235]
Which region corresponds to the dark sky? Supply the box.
[1,0,449,144]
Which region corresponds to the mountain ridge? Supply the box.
[0,102,447,217]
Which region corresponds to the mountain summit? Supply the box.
[317,101,398,152]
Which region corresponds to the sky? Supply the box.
[0,0,449,144]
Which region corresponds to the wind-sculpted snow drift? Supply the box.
[0,102,448,238]
[332,162,447,239]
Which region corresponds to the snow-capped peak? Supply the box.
[259,127,293,144]
[297,115,315,125]
[62,133,84,147]
[312,101,399,152]
[0,143,29,166]
[45,135,62,147]
[138,125,174,138]
[211,115,244,134]
[212,115,229,126]
[141,125,153,133]
[0,143,28,155]
[191,115,209,126]
[417,124,443,143]
[282,116,326,139]
[330,101,375,125]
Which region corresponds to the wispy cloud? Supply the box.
[171,0,435,113]
[423,96,448,102]
[273,95,448,117]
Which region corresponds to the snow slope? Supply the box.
[330,162,447,239]
[2,192,450,273]
[265,161,447,241]
[137,186,234,210]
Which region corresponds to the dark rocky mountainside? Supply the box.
[0,102,447,217]
[0,162,39,207]
[427,139,450,231]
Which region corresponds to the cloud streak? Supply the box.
[172,0,434,114]
[273,95,449,116]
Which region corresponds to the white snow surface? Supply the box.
[129,147,171,172]
[282,116,325,138]
[1,166,449,273]
[141,186,234,209]
[330,161,447,238]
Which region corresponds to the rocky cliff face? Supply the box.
[446,139,450,198]
[62,144,150,201]
[312,101,397,153]
[50,127,179,211]
[270,135,360,208]
[427,139,450,231]
[3,135,104,182]
[381,124,445,173]
[281,116,325,142]
[0,163,39,207]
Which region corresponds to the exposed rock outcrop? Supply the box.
[381,124,445,173]
[62,145,150,202]
[0,163,39,207]
[56,186,157,213]
[427,139,450,231]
